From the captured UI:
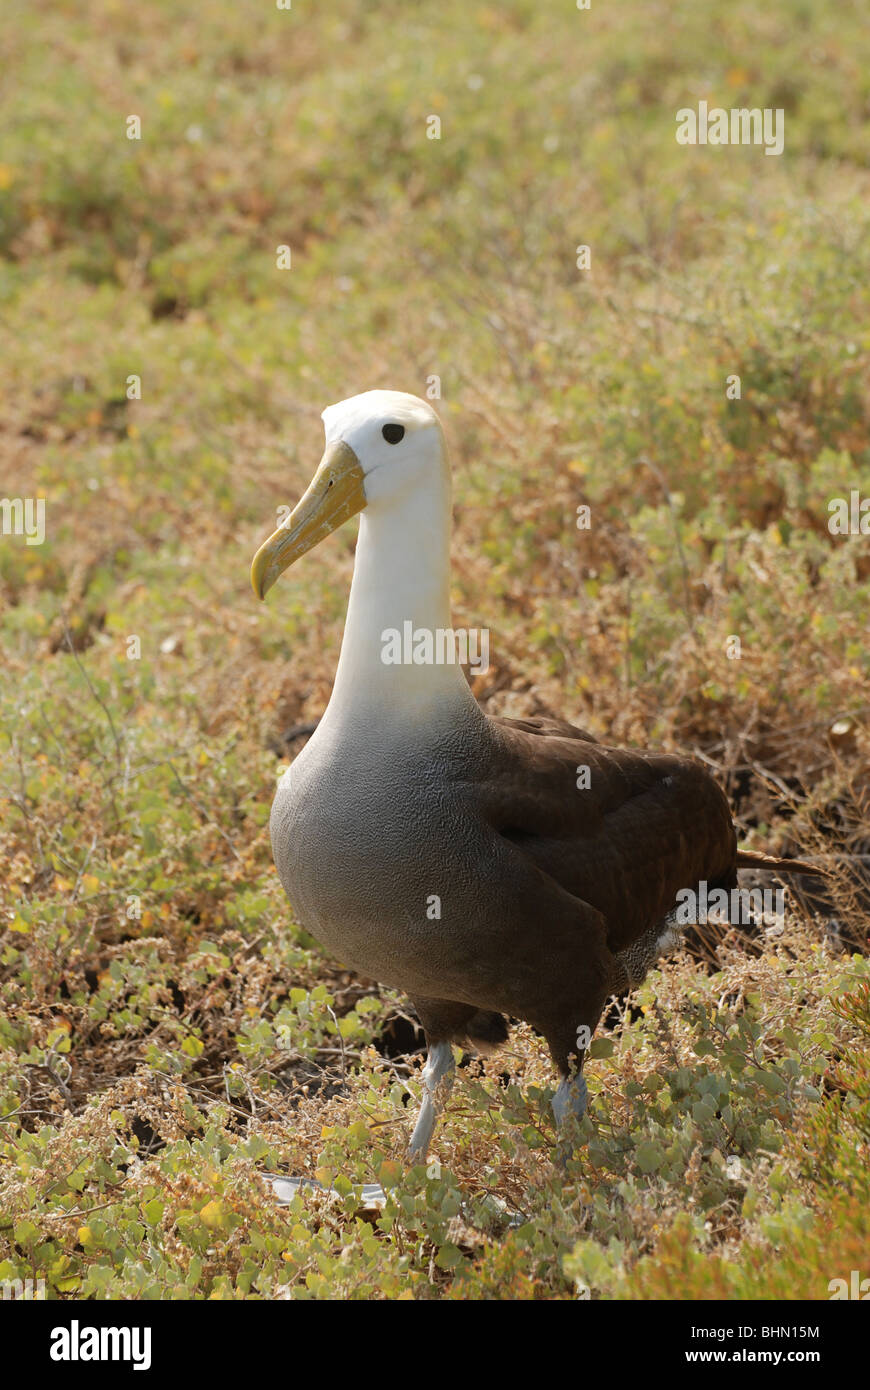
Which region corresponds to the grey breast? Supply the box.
[269,718,493,998]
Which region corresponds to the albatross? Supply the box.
[251,390,820,1160]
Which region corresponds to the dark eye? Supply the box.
[382,423,405,444]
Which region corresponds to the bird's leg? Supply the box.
[269,1040,456,1202]
[546,1013,597,1156]
[551,1069,589,1168]
[407,1042,454,1161]
[552,1072,589,1127]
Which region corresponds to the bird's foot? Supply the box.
[552,1073,588,1126]
[264,1174,388,1209]
[407,1041,455,1162]
[552,1073,589,1165]
[263,1042,456,1204]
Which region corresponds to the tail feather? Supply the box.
[736,849,824,877]
[465,1009,510,1055]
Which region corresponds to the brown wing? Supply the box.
[479,715,737,954]
[495,714,599,744]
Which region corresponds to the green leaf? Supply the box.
[755,1069,786,1095]
[434,1243,463,1270]
[635,1141,664,1173]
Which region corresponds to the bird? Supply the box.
[251,389,821,1161]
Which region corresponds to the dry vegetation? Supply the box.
[0,0,869,1298]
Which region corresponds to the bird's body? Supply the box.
[253,389,819,1157]
[272,704,736,1040]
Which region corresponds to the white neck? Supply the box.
[321,471,481,736]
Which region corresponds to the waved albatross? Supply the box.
[252,390,820,1159]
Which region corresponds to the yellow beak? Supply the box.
[251,439,366,599]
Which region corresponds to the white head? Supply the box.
[321,390,446,510]
[252,390,448,598]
